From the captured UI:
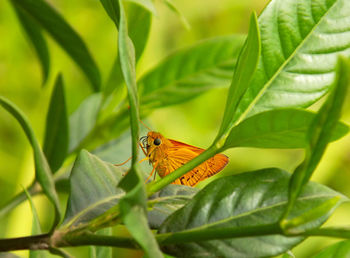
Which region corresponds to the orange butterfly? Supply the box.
[139,131,229,187]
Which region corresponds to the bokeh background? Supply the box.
[0,0,350,257]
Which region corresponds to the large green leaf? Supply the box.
[62,150,124,228]
[282,57,350,224]
[158,168,346,258]
[12,4,50,85]
[232,0,350,124]
[313,240,350,258]
[148,184,198,229]
[217,12,260,139]
[0,97,61,229]
[11,0,101,91]
[43,74,68,172]
[224,108,349,149]
[138,35,245,109]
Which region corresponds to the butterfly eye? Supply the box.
[154,138,161,146]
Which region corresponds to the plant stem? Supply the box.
[57,232,138,249]
[156,223,282,245]
[302,227,350,238]
[146,145,220,196]
[0,233,50,251]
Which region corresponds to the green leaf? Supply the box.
[158,168,345,258]
[117,1,162,255]
[0,97,61,230]
[282,56,350,222]
[24,189,48,258]
[224,108,349,149]
[117,0,140,162]
[148,184,198,229]
[313,240,350,258]
[126,0,157,15]
[119,172,164,258]
[68,93,102,153]
[11,0,101,91]
[102,2,152,94]
[139,35,245,109]
[12,4,50,85]
[217,12,260,139]
[43,74,68,172]
[100,0,120,26]
[127,3,152,62]
[62,150,124,228]
[89,228,113,258]
[231,0,350,124]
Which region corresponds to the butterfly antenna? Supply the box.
[139,119,152,131]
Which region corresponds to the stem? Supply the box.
[302,227,350,239]
[156,223,282,245]
[146,145,220,196]
[58,232,138,249]
[0,233,50,251]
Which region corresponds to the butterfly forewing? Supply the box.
[161,139,229,186]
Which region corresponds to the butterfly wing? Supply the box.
[159,139,229,186]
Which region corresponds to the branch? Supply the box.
[0,233,50,251]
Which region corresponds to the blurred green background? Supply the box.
[0,0,350,257]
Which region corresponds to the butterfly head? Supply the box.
[139,131,166,161]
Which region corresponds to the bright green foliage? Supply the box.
[158,168,346,257]
[1,0,350,257]
[11,0,101,90]
[43,74,68,172]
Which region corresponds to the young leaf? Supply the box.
[217,12,260,139]
[117,0,140,162]
[158,168,346,258]
[117,1,162,256]
[282,56,350,223]
[11,0,101,91]
[0,97,61,230]
[231,0,350,123]
[313,240,350,258]
[62,150,124,228]
[43,74,68,172]
[11,4,50,85]
[102,2,152,94]
[223,108,349,149]
[139,35,245,109]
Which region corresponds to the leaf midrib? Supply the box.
[167,193,341,233]
[235,0,338,125]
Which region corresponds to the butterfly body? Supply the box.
[141,131,229,186]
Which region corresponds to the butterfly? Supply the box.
[139,131,229,187]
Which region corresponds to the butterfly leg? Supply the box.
[145,161,158,183]
[114,156,132,166]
